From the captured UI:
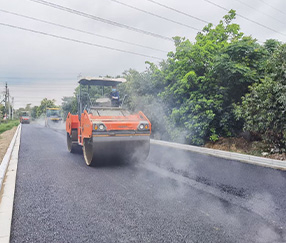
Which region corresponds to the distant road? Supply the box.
[10,124,286,242]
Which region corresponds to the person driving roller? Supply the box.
[110,85,120,107]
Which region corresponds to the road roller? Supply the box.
[20,111,30,124]
[66,77,151,166]
[45,107,62,127]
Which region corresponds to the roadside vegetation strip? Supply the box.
[151,139,286,170]
[0,127,18,165]
[0,120,20,134]
[0,124,21,191]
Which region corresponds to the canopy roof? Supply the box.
[46,108,60,110]
[79,77,126,86]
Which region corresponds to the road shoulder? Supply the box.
[0,125,21,243]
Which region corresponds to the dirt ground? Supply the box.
[205,137,286,161]
[0,127,17,165]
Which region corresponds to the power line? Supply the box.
[109,0,200,31]
[28,0,173,41]
[0,22,163,60]
[0,77,75,80]
[257,0,286,17]
[145,0,209,24]
[232,0,285,25]
[202,0,286,38]
[0,9,166,53]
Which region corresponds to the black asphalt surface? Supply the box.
[11,124,286,242]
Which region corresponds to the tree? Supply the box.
[15,103,33,119]
[31,106,38,119]
[147,10,266,145]
[209,37,268,138]
[36,98,57,118]
[61,96,77,120]
[235,43,286,148]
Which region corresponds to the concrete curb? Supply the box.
[151,139,286,171]
[0,124,21,191]
[0,124,21,243]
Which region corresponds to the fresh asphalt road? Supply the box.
[10,124,286,242]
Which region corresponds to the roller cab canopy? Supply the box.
[79,77,126,86]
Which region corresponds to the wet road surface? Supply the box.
[10,124,286,242]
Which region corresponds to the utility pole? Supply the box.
[12,97,14,119]
[2,83,13,120]
[8,87,11,119]
[4,83,8,120]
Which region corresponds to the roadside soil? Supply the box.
[205,137,286,161]
[0,127,17,165]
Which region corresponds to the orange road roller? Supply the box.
[20,111,30,124]
[66,77,151,166]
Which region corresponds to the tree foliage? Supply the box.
[15,103,32,118]
[236,43,286,148]
[35,98,57,118]
[61,96,77,120]
[16,98,58,119]
[141,10,271,145]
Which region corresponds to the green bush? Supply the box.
[235,43,286,149]
[146,11,268,145]
[0,120,20,134]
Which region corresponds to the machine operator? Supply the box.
[110,85,120,107]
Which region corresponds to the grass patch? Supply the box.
[0,120,20,134]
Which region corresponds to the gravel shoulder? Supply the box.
[0,126,17,165]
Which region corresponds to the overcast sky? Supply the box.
[1,0,286,108]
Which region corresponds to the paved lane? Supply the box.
[11,124,286,242]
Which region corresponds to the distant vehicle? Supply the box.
[20,111,30,124]
[66,77,151,166]
[45,108,62,127]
